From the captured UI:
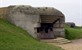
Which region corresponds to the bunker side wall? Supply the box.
[8,11,40,38]
[53,16,65,37]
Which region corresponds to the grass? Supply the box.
[65,25,82,40]
[0,18,63,50]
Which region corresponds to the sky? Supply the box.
[0,0,82,26]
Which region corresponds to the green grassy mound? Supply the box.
[0,18,63,50]
[65,26,82,40]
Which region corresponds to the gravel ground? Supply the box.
[49,39,82,50]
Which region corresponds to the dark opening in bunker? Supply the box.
[37,23,55,39]
[37,23,53,33]
[37,15,60,39]
[36,14,64,39]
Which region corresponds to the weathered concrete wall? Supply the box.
[53,28,65,37]
[7,6,40,38]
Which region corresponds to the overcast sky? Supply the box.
[0,0,82,26]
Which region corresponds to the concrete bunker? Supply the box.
[0,5,65,39]
[65,22,76,28]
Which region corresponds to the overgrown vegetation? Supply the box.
[0,18,63,50]
[65,25,82,40]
